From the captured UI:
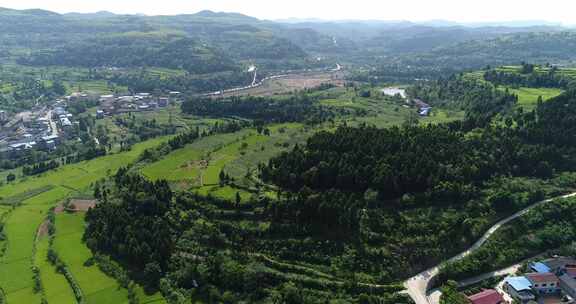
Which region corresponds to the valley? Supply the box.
[2,4,576,304]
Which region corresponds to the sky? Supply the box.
[0,0,574,24]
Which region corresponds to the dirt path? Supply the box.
[404,192,576,304]
[36,219,50,239]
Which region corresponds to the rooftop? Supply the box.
[467,289,504,304]
[559,274,576,290]
[42,135,59,141]
[526,272,558,284]
[543,257,576,270]
[505,276,532,291]
[531,262,552,273]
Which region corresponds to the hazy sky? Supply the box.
[0,0,574,24]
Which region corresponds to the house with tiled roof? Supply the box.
[526,272,560,294]
[467,289,504,304]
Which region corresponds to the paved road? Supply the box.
[427,259,528,304]
[202,63,342,97]
[404,192,576,304]
[45,110,58,137]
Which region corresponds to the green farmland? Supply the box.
[507,87,563,111]
[141,123,306,200]
[54,212,166,304]
[0,136,172,304]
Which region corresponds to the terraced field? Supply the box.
[35,232,77,304]
[54,212,166,304]
[0,136,171,304]
[141,123,305,200]
[497,65,576,77]
[54,213,129,303]
[507,87,563,111]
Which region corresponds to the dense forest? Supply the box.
[362,32,576,82]
[85,168,410,303]
[106,70,253,94]
[181,95,335,124]
[256,85,576,280]
[8,6,576,304]
[19,34,238,75]
[82,80,576,304]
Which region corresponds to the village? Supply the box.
[0,91,181,159]
[463,256,576,304]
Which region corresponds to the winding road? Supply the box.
[404,191,576,304]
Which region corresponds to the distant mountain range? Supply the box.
[1,6,576,77]
[277,17,567,29]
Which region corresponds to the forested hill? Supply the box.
[4,7,576,82]
[18,33,238,74]
[256,86,576,278]
[0,7,315,71]
[364,31,576,81]
[263,87,576,204]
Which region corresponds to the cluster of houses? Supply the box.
[97,92,180,118]
[1,111,61,158]
[53,106,74,128]
[0,90,182,159]
[466,257,576,304]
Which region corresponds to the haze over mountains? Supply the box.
[2,5,576,86]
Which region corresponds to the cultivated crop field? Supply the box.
[0,136,172,303]
[35,232,77,304]
[54,213,130,304]
[141,123,305,200]
[507,87,563,111]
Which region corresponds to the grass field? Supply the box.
[0,136,172,303]
[506,87,563,111]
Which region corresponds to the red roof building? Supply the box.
[526,272,560,294]
[467,289,504,304]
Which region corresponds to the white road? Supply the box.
[202,64,342,97]
[45,110,58,137]
[404,192,576,304]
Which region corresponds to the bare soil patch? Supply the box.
[55,199,98,214]
[36,219,50,239]
[220,71,345,98]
